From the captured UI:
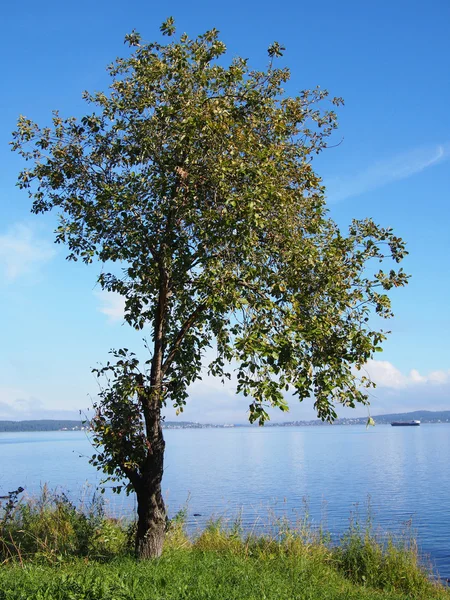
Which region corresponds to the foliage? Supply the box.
[0,486,24,527]
[89,350,149,495]
[12,19,407,503]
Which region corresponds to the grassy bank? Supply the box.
[0,488,449,599]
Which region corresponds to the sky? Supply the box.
[0,0,449,423]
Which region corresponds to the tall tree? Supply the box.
[12,19,407,558]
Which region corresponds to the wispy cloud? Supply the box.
[0,387,81,420]
[326,142,450,203]
[95,290,126,322]
[0,223,56,281]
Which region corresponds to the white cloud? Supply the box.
[409,369,426,384]
[95,290,126,322]
[327,142,450,203]
[0,223,56,281]
[364,360,450,389]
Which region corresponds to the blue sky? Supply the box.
[0,0,449,423]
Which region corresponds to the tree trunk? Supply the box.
[135,477,166,558]
[135,257,168,558]
[135,401,166,559]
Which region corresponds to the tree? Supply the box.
[11,18,408,558]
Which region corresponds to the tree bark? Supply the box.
[135,479,166,558]
[135,413,166,558]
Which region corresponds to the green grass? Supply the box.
[1,550,449,600]
[1,489,449,599]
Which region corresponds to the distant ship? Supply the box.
[391,420,421,427]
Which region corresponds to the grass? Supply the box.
[0,488,449,600]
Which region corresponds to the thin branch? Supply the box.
[130,208,160,263]
[161,302,207,374]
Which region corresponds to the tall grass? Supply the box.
[165,504,446,597]
[0,485,128,563]
[333,511,435,596]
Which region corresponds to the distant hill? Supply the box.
[0,419,218,432]
[364,410,450,424]
[0,419,207,432]
[295,410,450,426]
[268,410,450,427]
[0,420,84,432]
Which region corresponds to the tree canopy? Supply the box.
[12,19,407,556]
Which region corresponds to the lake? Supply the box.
[1,424,450,578]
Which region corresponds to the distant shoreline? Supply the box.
[1,410,450,432]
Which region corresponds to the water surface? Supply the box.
[1,424,449,578]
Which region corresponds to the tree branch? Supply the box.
[161,302,207,374]
[121,464,141,489]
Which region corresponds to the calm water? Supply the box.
[1,424,449,578]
